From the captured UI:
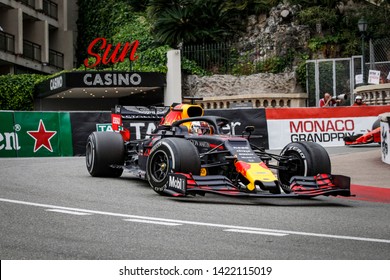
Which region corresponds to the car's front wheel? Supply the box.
[278,141,331,192]
[146,138,200,195]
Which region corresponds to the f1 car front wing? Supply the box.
[163,173,352,198]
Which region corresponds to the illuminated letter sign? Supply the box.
[84,38,139,68]
[49,76,63,90]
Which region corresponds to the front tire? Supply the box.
[86,131,124,177]
[146,138,200,195]
[278,141,331,192]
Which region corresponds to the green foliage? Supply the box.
[307,34,341,57]
[73,0,390,78]
[289,0,348,9]
[0,74,46,111]
[113,45,170,73]
[295,53,310,89]
[76,0,133,65]
[112,14,154,52]
[358,3,390,39]
[256,56,288,74]
[230,52,294,75]
[217,0,278,16]
[148,0,267,47]
[297,6,339,32]
[181,58,208,76]
[124,0,148,12]
[76,1,172,73]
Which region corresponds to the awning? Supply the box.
[35,71,166,103]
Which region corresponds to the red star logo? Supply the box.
[27,119,57,153]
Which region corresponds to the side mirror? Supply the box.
[245,126,255,133]
[242,126,255,140]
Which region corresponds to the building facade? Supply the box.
[0,0,77,75]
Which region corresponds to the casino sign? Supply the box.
[35,71,166,110]
[35,37,167,110]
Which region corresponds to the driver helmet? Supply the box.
[355,95,363,101]
[190,121,211,135]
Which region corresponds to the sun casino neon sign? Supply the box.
[84,37,139,68]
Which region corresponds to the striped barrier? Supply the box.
[2,105,390,157]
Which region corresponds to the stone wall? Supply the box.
[354,84,390,105]
[241,3,310,60]
[182,72,307,108]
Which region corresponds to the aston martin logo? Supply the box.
[27,119,57,152]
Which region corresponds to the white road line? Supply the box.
[1,197,390,244]
[124,218,181,226]
[46,209,92,216]
[224,229,289,236]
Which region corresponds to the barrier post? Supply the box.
[381,113,390,164]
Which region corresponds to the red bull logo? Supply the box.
[234,161,277,191]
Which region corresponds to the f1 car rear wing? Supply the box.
[111,105,170,141]
[112,105,169,120]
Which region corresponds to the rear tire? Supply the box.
[278,141,331,192]
[146,138,200,195]
[86,131,124,177]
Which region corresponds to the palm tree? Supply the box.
[148,0,253,47]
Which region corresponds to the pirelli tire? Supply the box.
[86,131,124,177]
[146,138,201,195]
[278,141,331,193]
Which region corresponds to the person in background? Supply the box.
[319,92,339,107]
[352,95,367,106]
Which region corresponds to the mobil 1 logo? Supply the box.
[166,174,187,194]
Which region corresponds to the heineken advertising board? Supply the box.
[0,112,73,157]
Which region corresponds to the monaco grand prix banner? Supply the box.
[265,105,390,149]
[0,111,73,157]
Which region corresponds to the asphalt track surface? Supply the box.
[0,146,389,260]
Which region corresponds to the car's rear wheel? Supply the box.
[146,138,200,195]
[278,141,331,193]
[86,131,124,177]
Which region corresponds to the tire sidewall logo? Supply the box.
[285,146,306,159]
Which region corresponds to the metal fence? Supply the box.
[306,58,354,107]
[23,40,41,62]
[43,0,58,19]
[181,41,279,75]
[368,38,390,82]
[49,49,64,69]
[0,31,14,53]
[306,37,390,107]
[181,38,389,106]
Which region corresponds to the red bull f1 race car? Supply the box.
[86,100,351,199]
